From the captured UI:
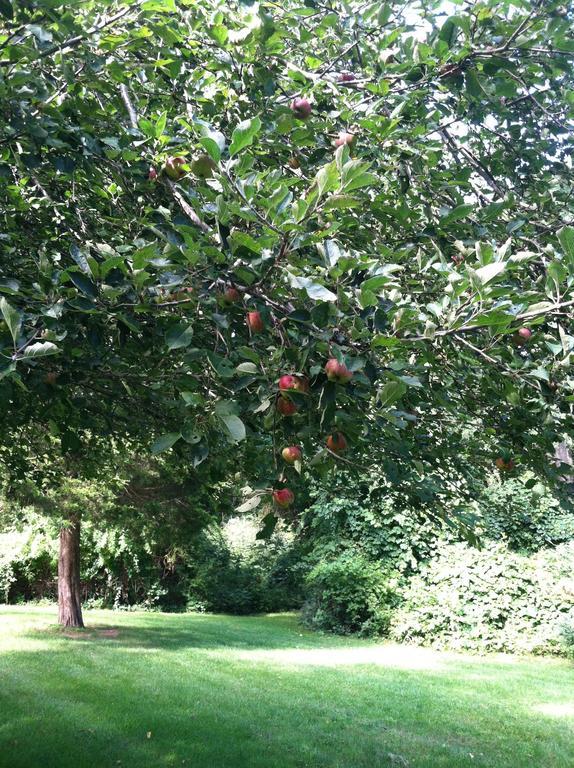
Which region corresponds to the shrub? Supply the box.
[185,517,304,614]
[302,472,442,572]
[561,622,574,661]
[391,541,574,655]
[478,478,574,552]
[0,520,58,603]
[302,551,400,637]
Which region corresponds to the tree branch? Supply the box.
[0,6,132,67]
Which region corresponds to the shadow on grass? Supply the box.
[19,611,330,652]
[1,609,574,768]
[1,636,573,768]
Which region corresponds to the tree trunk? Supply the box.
[58,515,84,627]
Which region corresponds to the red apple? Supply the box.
[294,376,309,393]
[495,457,514,471]
[273,488,294,508]
[148,167,158,181]
[223,287,241,304]
[279,374,308,395]
[333,131,355,148]
[246,311,264,333]
[164,156,187,180]
[338,72,356,83]
[290,97,312,119]
[325,358,353,384]
[279,375,299,393]
[277,397,297,416]
[282,446,302,464]
[326,432,347,454]
[513,327,532,346]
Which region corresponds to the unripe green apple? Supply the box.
[164,156,187,180]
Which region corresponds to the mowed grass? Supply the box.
[0,607,573,768]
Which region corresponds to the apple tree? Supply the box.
[1,0,573,625]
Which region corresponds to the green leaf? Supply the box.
[207,352,235,378]
[138,118,155,137]
[155,111,167,138]
[199,137,221,163]
[341,160,376,192]
[530,367,550,382]
[151,433,181,454]
[218,413,246,443]
[69,273,98,299]
[229,230,263,254]
[379,380,407,408]
[289,275,337,302]
[70,244,91,274]
[209,24,228,45]
[315,161,339,197]
[0,297,21,344]
[474,262,506,285]
[166,323,193,350]
[321,240,342,267]
[361,275,391,293]
[236,495,262,513]
[229,117,262,157]
[142,0,176,11]
[343,172,377,193]
[547,261,567,286]
[181,391,204,406]
[522,301,554,316]
[465,69,486,99]
[181,424,202,444]
[21,342,59,359]
[439,17,458,47]
[323,194,360,210]
[558,226,574,266]
[236,362,259,374]
[256,512,278,540]
[440,204,474,225]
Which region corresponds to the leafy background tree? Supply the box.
[0,0,573,626]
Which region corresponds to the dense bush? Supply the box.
[0,517,57,603]
[478,478,574,552]
[302,551,400,637]
[302,472,443,572]
[561,622,574,661]
[186,517,304,614]
[0,511,303,614]
[391,541,574,655]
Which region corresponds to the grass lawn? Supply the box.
[0,606,573,768]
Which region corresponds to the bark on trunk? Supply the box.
[58,515,84,627]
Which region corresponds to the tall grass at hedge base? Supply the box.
[390,541,574,656]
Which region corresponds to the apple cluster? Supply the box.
[273,359,353,509]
